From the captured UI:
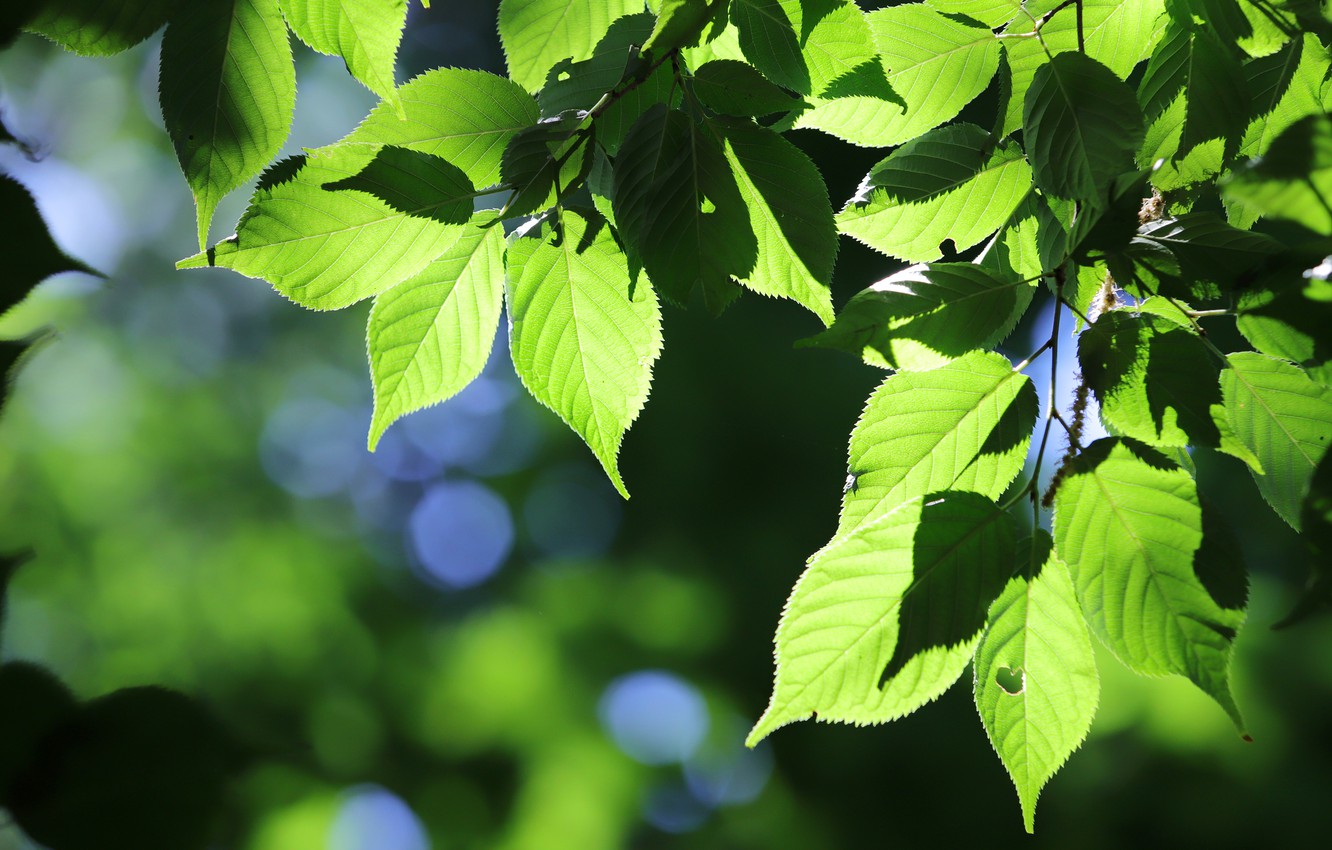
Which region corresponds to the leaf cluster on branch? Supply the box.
[4,0,1332,835]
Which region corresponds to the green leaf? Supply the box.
[1221,352,1332,529]
[1078,310,1260,467]
[498,0,642,92]
[279,0,407,111]
[1238,34,1331,161]
[794,4,999,147]
[506,210,662,499]
[1138,20,1250,159]
[613,105,754,313]
[1000,0,1166,137]
[767,0,879,98]
[731,0,809,94]
[1138,94,1225,192]
[832,350,1036,538]
[1236,270,1332,372]
[977,192,1046,281]
[1223,114,1332,234]
[714,118,836,324]
[836,123,1033,262]
[1052,438,1247,732]
[748,492,1016,744]
[1023,51,1145,204]
[974,531,1098,834]
[0,175,102,318]
[178,146,473,310]
[692,60,800,117]
[802,264,1033,371]
[499,115,593,219]
[330,68,539,191]
[26,0,170,55]
[367,223,506,449]
[159,0,295,250]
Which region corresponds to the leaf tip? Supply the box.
[176,251,209,271]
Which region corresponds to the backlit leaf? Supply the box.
[716,118,836,324]
[1221,352,1332,529]
[749,492,1016,744]
[794,4,999,147]
[832,350,1036,538]
[802,265,1034,372]
[506,210,662,498]
[331,68,539,191]
[1053,439,1247,732]
[159,0,295,249]
[279,0,407,111]
[178,146,472,310]
[974,532,1098,834]
[27,0,170,55]
[498,0,642,92]
[367,223,505,449]
[837,123,1033,262]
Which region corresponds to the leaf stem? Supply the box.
[1013,338,1053,372]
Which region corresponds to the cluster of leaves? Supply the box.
[6,0,1332,836]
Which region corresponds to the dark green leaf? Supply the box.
[1138,20,1250,159]
[1023,51,1145,204]
[1133,212,1282,299]
[0,175,102,319]
[1275,451,1332,627]
[692,60,800,117]
[499,116,593,219]
[613,105,754,313]
[732,0,809,94]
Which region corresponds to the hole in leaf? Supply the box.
[700,195,716,214]
[557,70,571,82]
[996,666,1025,695]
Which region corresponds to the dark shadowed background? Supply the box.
[1,2,1330,848]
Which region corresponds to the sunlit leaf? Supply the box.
[159,0,295,249]
[802,265,1034,371]
[794,4,999,147]
[367,223,505,449]
[279,0,407,111]
[1053,438,1247,732]
[1078,310,1260,467]
[331,68,539,191]
[1224,114,1332,234]
[1221,352,1332,529]
[506,210,662,498]
[715,118,836,324]
[749,492,1016,744]
[975,531,1098,834]
[178,146,472,310]
[832,350,1036,538]
[498,0,642,92]
[837,123,1032,262]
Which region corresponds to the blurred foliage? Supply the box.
[0,3,1330,848]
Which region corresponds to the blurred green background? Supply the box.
[2,3,1331,848]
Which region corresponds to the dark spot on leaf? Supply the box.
[996,666,1024,696]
